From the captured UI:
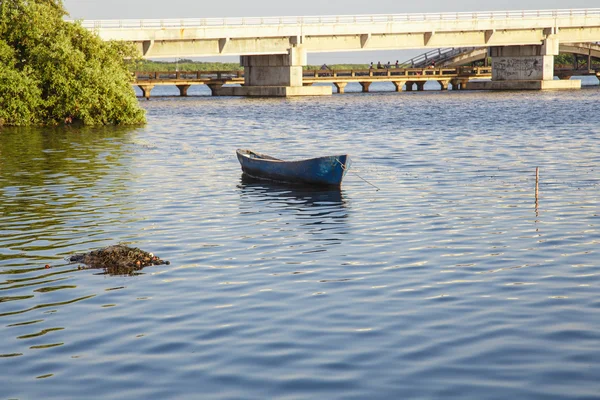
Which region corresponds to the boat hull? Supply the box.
[236,149,349,187]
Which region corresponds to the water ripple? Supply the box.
[1,87,600,399]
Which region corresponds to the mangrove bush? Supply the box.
[0,0,145,126]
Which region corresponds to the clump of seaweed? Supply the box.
[68,245,169,275]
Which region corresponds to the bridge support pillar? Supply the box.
[450,79,469,90]
[359,82,371,92]
[405,82,414,91]
[138,85,154,100]
[216,46,331,97]
[437,80,451,90]
[392,81,406,91]
[207,84,223,95]
[333,82,348,94]
[469,39,580,90]
[176,84,191,97]
[415,82,425,91]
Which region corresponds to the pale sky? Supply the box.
[63,0,600,64]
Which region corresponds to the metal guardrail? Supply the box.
[78,8,600,29]
[400,47,480,68]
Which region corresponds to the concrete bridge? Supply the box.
[80,8,600,96]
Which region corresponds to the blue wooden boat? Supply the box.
[236,149,350,187]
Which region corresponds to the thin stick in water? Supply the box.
[535,167,539,216]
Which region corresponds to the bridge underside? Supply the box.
[215,47,331,97]
[425,41,599,90]
[435,42,600,68]
[134,27,600,59]
[136,36,597,95]
[468,40,579,90]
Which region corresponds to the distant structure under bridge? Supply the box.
[132,64,599,99]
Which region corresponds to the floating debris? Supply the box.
[68,245,169,275]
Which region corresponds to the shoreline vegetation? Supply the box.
[135,54,582,72]
[0,0,146,127]
[133,59,371,72]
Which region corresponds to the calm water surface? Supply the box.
[1,84,600,399]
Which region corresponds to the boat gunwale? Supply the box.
[236,149,347,164]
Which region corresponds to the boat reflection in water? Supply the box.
[237,174,349,246]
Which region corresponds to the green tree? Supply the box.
[0,40,43,125]
[554,54,574,67]
[0,0,145,126]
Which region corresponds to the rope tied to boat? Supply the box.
[335,158,380,191]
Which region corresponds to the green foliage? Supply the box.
[554,54,574,67]
[0,0,145,126]
[305,64,369,70]
[133,60,371,72]
[0,40,43,125]
[134,59,243,72]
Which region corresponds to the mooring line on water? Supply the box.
[336,158,381,191]
[353,171,381,191]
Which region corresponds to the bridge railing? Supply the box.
[399,47,480,68]
[303,68,471,78]
[79,8,600,29]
